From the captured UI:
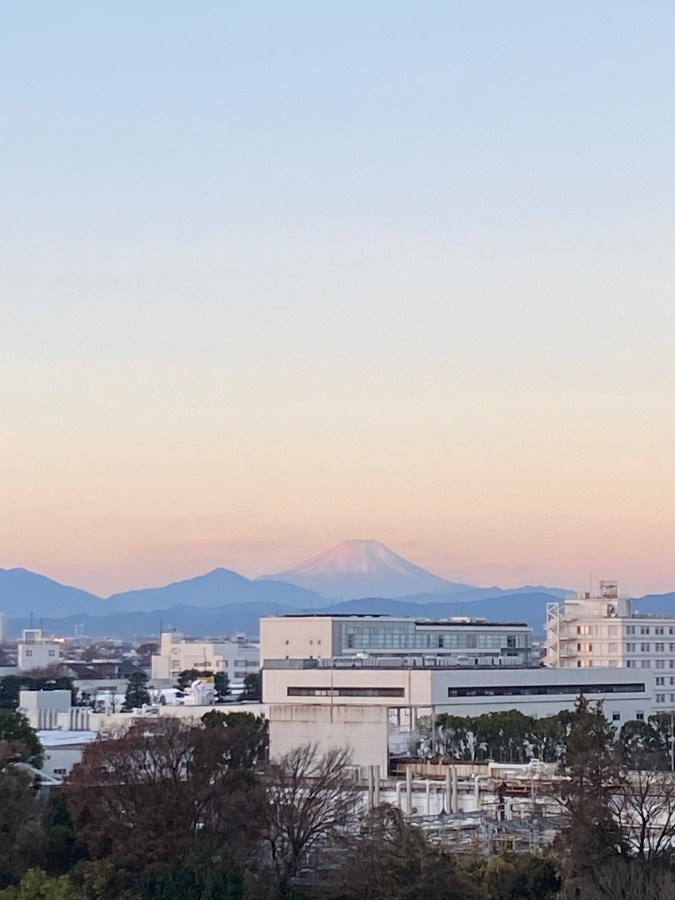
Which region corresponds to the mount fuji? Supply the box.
[260,539,473,600]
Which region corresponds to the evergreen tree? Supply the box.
[214,672,230,702]
[241,672,261,702]
[123,671,150,710]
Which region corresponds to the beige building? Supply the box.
[151,631,259,686]
[261,614,533,667]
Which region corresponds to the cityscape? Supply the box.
[3,2,675,899]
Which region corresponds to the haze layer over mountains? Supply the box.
[2,540,674,639]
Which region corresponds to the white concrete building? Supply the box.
[151,631,259,687]
[546,582,675,710]
[263,658,656,771]
[17,629,62,671]
[0,611,7,643]
[261,614,533,667]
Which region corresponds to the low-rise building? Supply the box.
[151,631,259,686]
[17,629,62,671]
[263,657,656,770]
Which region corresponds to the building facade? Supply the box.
[546,582,675,710]
[261,614,533,667]
[17,629,62,671]
[151,631,259,686]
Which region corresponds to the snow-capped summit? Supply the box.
[260,540,470,600]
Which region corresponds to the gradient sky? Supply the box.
[2,2,675,596]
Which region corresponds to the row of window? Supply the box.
[626,626,675,636]
[447,682,645,698]
[626,660,675,669]
[287,687,405,698]
[624,643,675,653]
[655,694,675,704]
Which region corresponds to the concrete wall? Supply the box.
[269,703,389,770]
[263,665,432,707]
[260,617,335,662]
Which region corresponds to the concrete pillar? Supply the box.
[374,765,381,807]
[406,766,413,816]
[452,766,458,814]
[367,765,374,809]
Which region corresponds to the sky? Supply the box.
[2,1,675,597]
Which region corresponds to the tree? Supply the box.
[0,867,86,900]
[200,711,268,770]
[611,765,675,861]
[65,717,265,871]
[481,853,560,900]
[620,718,670,770]
[241,672,261,702]
[329,804,480,900]
[123,671,150,710]
[214,672,230,702]
[175,669,208,695]
[554,697,625,896]
[0,710,43,767]
[261,743,359,894]
[0,672,75,711]
[0,745,44,889]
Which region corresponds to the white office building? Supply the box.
[261,614,533,667]
[546,581,675,710]
[151,631,259,687]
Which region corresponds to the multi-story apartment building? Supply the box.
[260,614,533,668]
[546,581,675,709]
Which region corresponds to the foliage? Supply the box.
[329,804,481,900]
[435,709,573,764]
[214,672,230,701]
[123,671,151,710]
[64,717,265,870]
[0,673,75,712]
[39,792,87,877]
[241,672,261,702]
[175,670,209,695]
[0,868,86,900]
[480,853,560,900]
[0,752,43,889]
[0,711,43,767]
[200,711,268,769]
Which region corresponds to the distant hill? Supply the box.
[0,568,104,618]
[107,568,326,612]
[7,591,564,641]
[261,539,474,599]
[7,601,295,642]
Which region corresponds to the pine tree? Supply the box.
[123,671,150,711]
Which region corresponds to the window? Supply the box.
[656,643,665,652]
[656,660,665,669]
[612,713,621,722]
[446,682,645,698]
[657,694,666,704]
[637,711,645,721]
[627,660,635,668]
[48,650,55,657]
[626,626,636,636]
[25,650,32,656]
[641,627,651,636]
[53,768,67,776]
[641,643,650,652]
[656,677,665,686]
[287,686,405,698]
[655,627,664,635]
[641,660,651,668]
[626,643,636,652]
[670,628,675,636]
